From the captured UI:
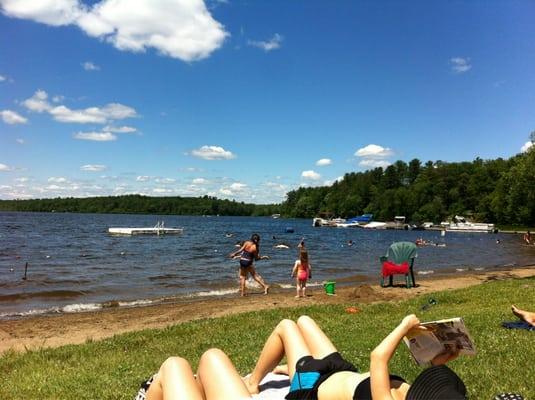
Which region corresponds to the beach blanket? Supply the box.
[250,372,290,399]
[501,321,535,331]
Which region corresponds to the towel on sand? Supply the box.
[250,372,290,399]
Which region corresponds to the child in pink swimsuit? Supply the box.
[291,250,312,298]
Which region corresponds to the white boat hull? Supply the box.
[108,227,183,235]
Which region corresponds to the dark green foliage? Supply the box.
[0,194,281,217]
[282,151,535,225]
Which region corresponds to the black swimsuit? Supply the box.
[239,250,255,268]
[285,352,358,400]
[352,374,406,399]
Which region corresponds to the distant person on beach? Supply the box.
[291,250,312,298]
[523,231,532,245]
[136,314,467,400]
[511,305,535,327]
[229,233,270,296]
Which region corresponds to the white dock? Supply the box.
[108,221,183,235]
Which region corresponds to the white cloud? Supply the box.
[48,177,68,183]
[0,163,13,172]
[16,138,25,144]
[103,125,136,133]
[359,159,391,168]
[301,170,321,180]
[23,90,52,112]
[82,61,100,71]
[192,177,208,184]
[521,141,533,153]
[229,182,247,191]
[355,144,393,158]
[191,145,236,160]
[2,0,228,62]
[155,177,175,183]
[248,33,283,51]
[52,95,65,103]
[23,90,137,124]
[80,164,107,171]
[219,188,233,196]
[0,74,5,81]
[15,177,28,182]
[153,187,173,194]
[450,57,472,73]
[316,158,332,166]
[136,175,150,182]
[1,110,28,124]
[73,131,117,141]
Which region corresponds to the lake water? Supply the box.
[1,212,534,319]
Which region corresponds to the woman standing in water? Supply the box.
[229,233,270,296]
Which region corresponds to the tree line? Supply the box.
[281,147,535,226]
[1,146,534,225]
[0,194,280,217]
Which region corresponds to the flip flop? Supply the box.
[501,321,535,331]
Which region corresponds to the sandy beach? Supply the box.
[1,266,535,354]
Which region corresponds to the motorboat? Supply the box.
[335,214,373,228]
[442,216,496,233]
[312,217,345,227]
[108,221,183,235]
[362,221,387,229]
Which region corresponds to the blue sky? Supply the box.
[1,0,534,204]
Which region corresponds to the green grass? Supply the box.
[1,277,535,399]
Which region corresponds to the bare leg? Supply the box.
[302,282,306,297]
[250,267,269,294]
[246,319,310,394]
[297,315,338,359]
[512,305,535,326]
[295,278,300,298]
[239,268,247,297]
[146,357,204,400]
[197,348,252,400]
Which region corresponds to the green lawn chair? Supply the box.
[379,241,418,288]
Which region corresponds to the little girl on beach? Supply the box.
[291,250,312,298]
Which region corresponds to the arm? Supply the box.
[308,263,312,278]
[291,261,299,277]
[229,243,245,258]
[370,315,420,400]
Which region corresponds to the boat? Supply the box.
[108,221,183,235]
[362,221,387,229]
[335,214,373,228]
[271,213,281,219]
[442,216,496,233]
[312,217,345,227]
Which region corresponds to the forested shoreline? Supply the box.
[1,149,534,225]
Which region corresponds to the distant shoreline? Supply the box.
[1,265,534,354]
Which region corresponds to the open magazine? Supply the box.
[403,317,476,367]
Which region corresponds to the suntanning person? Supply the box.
[137,314,467,399]
[511,305,535,327]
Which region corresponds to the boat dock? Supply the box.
[108,221,183,235]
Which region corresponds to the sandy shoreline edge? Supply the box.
[1,266,535,354]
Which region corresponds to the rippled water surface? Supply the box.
[1,212,533,317]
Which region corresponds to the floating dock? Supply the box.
[108,222,183,235]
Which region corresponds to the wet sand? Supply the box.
[1,266,534,354]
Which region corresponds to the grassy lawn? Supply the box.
[1,276,534,399]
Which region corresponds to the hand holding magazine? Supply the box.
[403,317,476,367]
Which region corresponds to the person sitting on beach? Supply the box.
[523,231,532,245]
[511,305,535,327]
[136,314,467,400]
[291,250,312,298]
[229,233,270,296]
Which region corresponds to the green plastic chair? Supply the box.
[379,241,418,288]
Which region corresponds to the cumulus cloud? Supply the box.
[136,175,150,182]
[82,61,100,71]
[103,125,136,133]
[450,57,472,73]
[355,144,393,158]
[229,182,247,191]
[0,163,13,171]
[301,170,321,180]
[48,177,68,183]
[1,0,228,62]
[73,131,117,141]
[191,145,236,160]
[248,33,283,51]
[1,109,27,124]
[16,138,25,144]
[521,141,533,153]
[192,177,208,184]
[0,74,6,81]
[80,164,107,171]
[23,90,137,124]
[155,177,175,183]
[315,158,332,166]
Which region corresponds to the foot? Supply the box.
[295,295,300,298]
[243,375,260,395]
[512,305,535,326]
[264,285,270,295]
